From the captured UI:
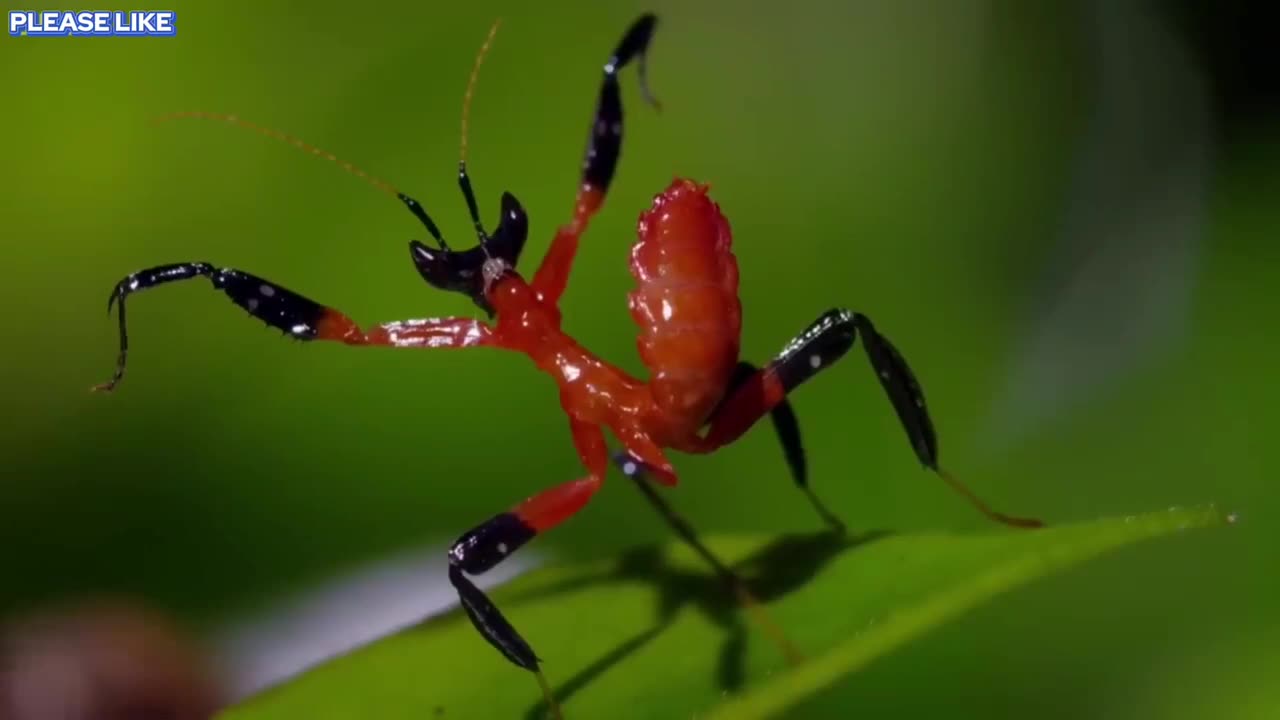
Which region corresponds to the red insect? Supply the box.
[95,14,1040,713]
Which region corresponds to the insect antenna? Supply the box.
[457,17,502,255]
[460,17,501,172]
[153,111,452,250]
[154,111,403,198]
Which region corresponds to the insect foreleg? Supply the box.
[531,14,661,305]
[94,262,494,392]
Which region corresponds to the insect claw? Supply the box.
[639,78,662,113]
[623,14,660,111]
[637,56,661,113]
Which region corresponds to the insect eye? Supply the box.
[408,192,529,315]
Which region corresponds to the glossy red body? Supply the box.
[490,178,740,486]
[313,178,751,528]
[629,180,741,442]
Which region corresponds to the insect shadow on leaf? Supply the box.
[514,528,891,719]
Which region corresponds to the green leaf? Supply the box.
[221,506,1232,720]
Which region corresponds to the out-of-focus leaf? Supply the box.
[985,0,1211,446]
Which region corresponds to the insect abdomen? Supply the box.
[629,178,742,424]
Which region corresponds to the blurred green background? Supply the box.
[1,1,1276,717]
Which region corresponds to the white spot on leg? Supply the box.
[497,542,508,555]
[622,461,637,476]
[809,354,822,369]
[247,298,259,312]
[259,284,276,297]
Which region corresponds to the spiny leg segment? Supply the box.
[702,310,1043,529]
[531,13,660,305]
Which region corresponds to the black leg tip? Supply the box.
[448,563,540,672]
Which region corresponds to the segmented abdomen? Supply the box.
[629,179,741,426]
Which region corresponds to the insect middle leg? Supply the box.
[697,309,1042,529]
[531,14,660,306]
[610,430,805,666]
[447,418,608,716]
[718,361,845,531]
[93,262,494,391]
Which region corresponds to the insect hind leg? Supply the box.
[701,309,1043,530]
